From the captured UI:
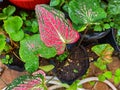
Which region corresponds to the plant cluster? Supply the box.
[50,0,120,45]
[0,0,120,89]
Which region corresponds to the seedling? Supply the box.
[91,44,114,70]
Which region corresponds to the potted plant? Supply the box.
[97,0,120,54]
[28,4,89,84]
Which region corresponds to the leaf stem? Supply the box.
[77,28,88,47]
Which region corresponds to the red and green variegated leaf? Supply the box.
[6,70,47,90]
[35,4,80,55]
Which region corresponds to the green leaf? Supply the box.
[92,44,114,69]
[94,25,102,31]
[67,80,80,90]
[10,30,24,41]
[115,68,120,76]
[0,34,6,52]
[114,76,120,84]
[25,20,32,26]
[103,24,110,29]
[94,58,107,70]
[68,0,107,25]
[91,44,114,57]
[50,0,61,6]
[31,20,39,33]
[19,34,56,73]
[39,64,55,72]
[103,71,112,79]
[3,5,16,16]
[20,11,28,20]
[0,13,7,20]
[108,0,120,15]
[98,74,106,81]
[4,16,23,34]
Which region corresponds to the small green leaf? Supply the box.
[67,80,80,90]
[0,13,7,20]
[114,76,120,84]
[50,0,61,6]
[25,20,32,26]
[31,20,39,33]
[103,71,112,79]
[20,11,28,20]
[115,69,120,76]
[39,64,55,72]
[98,74,106,81]
[103,24,110,29]
[4,16,23,34]
[94,25,102,31]
[3,5,16,16]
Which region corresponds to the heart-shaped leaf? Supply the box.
[68,0,107,25]
[19,34,56,73]
[92,44,114,63]
[35,4,80,55]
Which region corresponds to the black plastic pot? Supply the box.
[82,29,111,41]
[98,28,120,52]
[6,59,25,72]
[51,45,89,84]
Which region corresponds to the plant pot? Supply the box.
[98,28,120,52]
[9,0,50,10]
[82,29,111,41]
[52,45,89,84]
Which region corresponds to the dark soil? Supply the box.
[53,45,89,84]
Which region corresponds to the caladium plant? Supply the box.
[35,4,80,55]
[6,70,47,90]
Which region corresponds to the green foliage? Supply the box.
[92,44,114,70]
[20,11,28,20]
[24,19,39,33]
[50,0,61,6]
[56,52,68,62]
[98,71,112,81]
[66,80,81,90]
[68,0,106,25]
[4,16,24,41]
[114,68,120,84]
[3,5,16,16]
[1,55,13,64]
[0,5,16,21]
[0,13,7,20]
[19,34,56,73]
[0,34,6,53]
[107,0,120,15]
[39,64,55,72]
